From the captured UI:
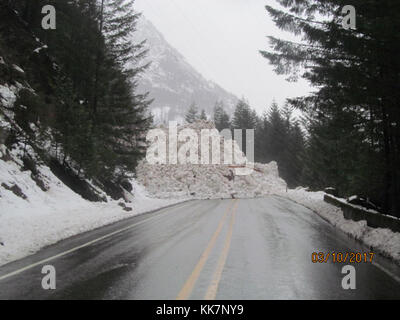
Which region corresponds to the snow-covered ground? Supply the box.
[0,67,188,267]
[0,147,186,267]
[278,188,400,265]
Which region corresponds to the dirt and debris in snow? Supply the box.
[136,121,287,199]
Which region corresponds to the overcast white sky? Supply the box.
[134,0,312,114]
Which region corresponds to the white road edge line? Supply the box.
[0,201,194,282]
[372,262,400,284]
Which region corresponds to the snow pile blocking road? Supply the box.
[280,188,400,265]
[136,121,287,199]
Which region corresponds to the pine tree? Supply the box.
[232,99,258,155]
[254,101,306,187]
[232,99,258,130]
[254,110,269,163]
[199,109,207,121]
[88,0,152,180]
[185,103,199,123]
[286,120,305,187]
[10,0,151,182]
[261,0,400,215]
[213,101,230,131]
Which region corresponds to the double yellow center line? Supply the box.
[176,199,239,300]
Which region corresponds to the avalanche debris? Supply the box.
[136,121,287,199]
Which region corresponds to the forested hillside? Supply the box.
[210,99,306,189]
[260,0,400,217]
[0,0,151,198]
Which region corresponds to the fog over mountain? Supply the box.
[133,16,238,123]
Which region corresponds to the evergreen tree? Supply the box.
[185,103,199,123]
[88,0,152,180]
[255,101,306,187]
[103,0,146,69]
[232,99,258,155]
[264,102,287,166]
[232,99,258,130]
[213,101,230,131]
[286,120,305,187]
[199,109,207,121]
[4,0,152,184]
[254,110,270,162]
[261,0,400,215]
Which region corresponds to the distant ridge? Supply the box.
[132,16,238,123]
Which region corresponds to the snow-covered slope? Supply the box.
[0,66,186,267]
[0,141,185,267]
[132,16,238,123]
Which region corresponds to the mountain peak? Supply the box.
[133,16,238,123]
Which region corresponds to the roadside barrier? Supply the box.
[324,194,400,233]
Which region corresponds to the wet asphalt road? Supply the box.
[0,196,400,300]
